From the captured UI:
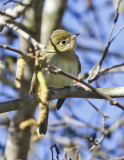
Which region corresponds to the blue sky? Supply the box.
[0,0,124,159]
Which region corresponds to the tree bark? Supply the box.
[40,0,67,45]
[0,86,124,114]
[3,0,67,159]
[3,1,43,160]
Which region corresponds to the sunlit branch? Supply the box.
[6,23,45,49]
[0,44,27,56]
[87,63,124,81]
[0,0,35,28]
[87,0,122,83]
[0,86,124,113]
[47,64,124,110]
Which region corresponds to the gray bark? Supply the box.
[40,0,67,45]
[0,86,124,114]
[3,1,43,160]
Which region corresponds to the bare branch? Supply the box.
[0,86,124,113]
[77,44,124,59]
[84,99,108,151]
[88,63,124,81]
[49,117,102,131]
[108,0,122,41]
[85,99,109,118]
[45,133,83,147]
[65,116,102,132]
[6,23,45,49]
[0,10,15,19]
[50,144,60,160]
[90,116,106,151]
[87,0,122,83]
[0,43,27,56]
[3,0,26,5]
[0,0,35,29]
[111,25,124,42]
[47,64,124,110]
[106,115,124,135]
[106,66,124,73]
[98,0,122,66]
[109,156,124,160]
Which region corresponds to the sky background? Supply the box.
[0,0,124,159]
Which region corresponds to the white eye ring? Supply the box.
[60,40,67,45]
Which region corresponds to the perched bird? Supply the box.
[35,29,81,134]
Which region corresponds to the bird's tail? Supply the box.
[57,98,66,110]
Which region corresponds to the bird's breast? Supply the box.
[43,53,79,88]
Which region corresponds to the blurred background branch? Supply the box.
[0,0,124,159]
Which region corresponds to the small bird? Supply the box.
[38,29,81,134]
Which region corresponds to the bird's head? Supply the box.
[47,29,79,53]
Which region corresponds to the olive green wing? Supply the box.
[57,54,81,110]
[75,54,81,75]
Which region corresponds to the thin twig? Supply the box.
[85,99,109,118]
[0,10,14,19]
[88,62,124,82]
[84,99,108,151]
[0,0,35,27]
[98,0,122,66]
[77,150,80,160]
[63,116,102,131]
[77,44,124,59]
[100,62,124,74]
[47,64,124,110]
[62,147,80,160]
[111,25,124,42]
[50,145,54,160]
[109,156,124,160]
[0,44,27,56]
[29,49,40,95]
[4,0,17,5]
[50,144,60,160]
[6,23,44,49]
[3,0,27,6]
[108,0,122,41]
[90,116,106,151]
[106,115,124,135]
[87,0,122,83]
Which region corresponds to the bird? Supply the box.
[32,29,81,134]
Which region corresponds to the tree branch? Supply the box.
[47,64,124,110]
[6,23,44,49]
[0,0,35,29]
[87,63,124,81]
[0,86,124,113]
[77,44,124,59]
[87,0,122,83]
[0,44,27,56]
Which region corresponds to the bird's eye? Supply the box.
[60,40,67,45]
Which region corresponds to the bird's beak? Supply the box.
[71,33,80,40]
